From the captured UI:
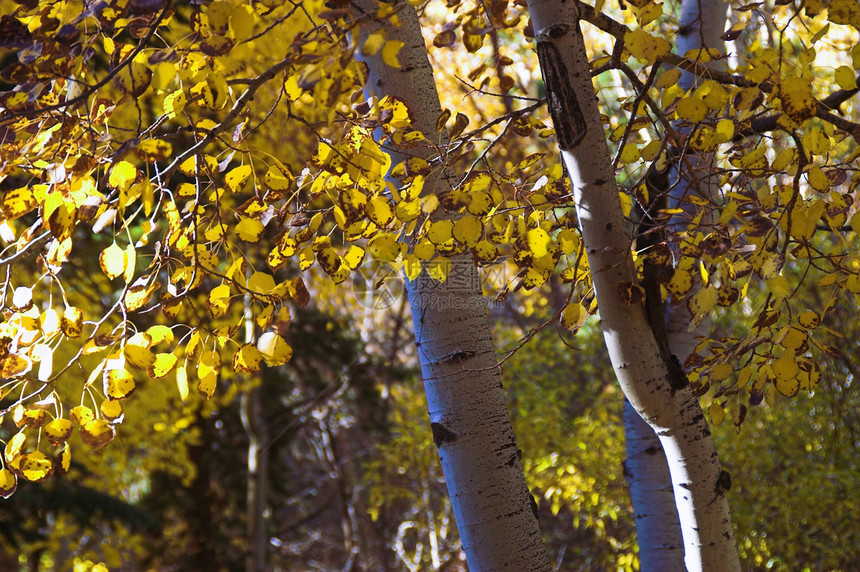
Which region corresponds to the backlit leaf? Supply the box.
[100,242,127,280]
[80,419,116,450]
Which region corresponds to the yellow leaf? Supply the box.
[779,77,816,123]
[362,30,385,56]
[560,302,588,331]
[124,333,155,369]
[109,161,137,191]
[248,271,276,294]
[229,3,256,41]
[0,187,38,220]
[676,96,708,123]
[236,217,264,242]
[382,40,403,68]
[709,363,733,382]
[19,452,53,482]
[208,283,231,317]
[624,28,671,64]
[101,399,124,422]
[708,401,725,425]
[104,367,136,399]
[655,68,682,89]
[367,196,394,227]
[176,365,189,401]
[772,356,799,397]
[80,419,116,450]
[453,216,483,247]
[99,242,127,280]
[343,245,366,270]
[526,228,551,258]
[148,353,178,379]
[618,143,640,163]
[225,165,252,193]
[124,243,136,283]
[368,233,400,262]
[0,468,17,499]
[197,370,218,399]
[55,444,71,475]
[233,344,263,373]
[828,0,860,27]
[256,332,293,366]
[70,405,94,425]
[44,419,73,446]
[427,257,452,282]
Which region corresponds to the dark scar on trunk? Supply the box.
[431,422,458,446]
[536,40,587,150]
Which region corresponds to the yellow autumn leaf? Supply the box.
[368,233,400,262]
[197,371,218,399]
[676,96,708,123]
[625,28,671,64]
[779,77,816,123]
[99,242,127,280]
[109,161,137,191]
[560,302,588,331]
[0,187,38,220]
[343,245,366,270]
[176,365,189,401]
[148,353,178,379]
[256,332,293,366]
[367,196,394,227]
[101,399,124,422]
[708,401,725,425]
[382,40,404,68]
[772,356,800,397]
[453,216,483,247]
[525,228,551,258]
[19,452,53,482]
[233,343,263,373]
[104,367,136,399]
[709,362,733,382]
[80,419,116,450]
[44,418,74,446]
[427,257,452,282]
[618,143,640,163]
[70,405,95,425]
[236,217,265,242]
[362,30,385,55]
[225,164,252,193]
[208,284,231,317]
[0,468,17,499]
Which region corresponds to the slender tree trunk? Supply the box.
[354,2,551,570]
[623,399,684,569]
[241,294,269,572]
[525,1,740,570]
[624,3,728,565]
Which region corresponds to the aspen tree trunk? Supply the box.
[623,398,684,569]
[525,1,740,570]
[241,293,269,572]
[355,2,551,570]
[624,3,729,567]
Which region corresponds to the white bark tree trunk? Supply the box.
[355,2,551,570]
[623,398,684,570]
[626,3,729,567]
[241,293,269,572]
[525,1,740,570]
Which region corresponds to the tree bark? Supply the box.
[241,294,269,572]
[625,3,729,566]
[623,398,684,570]
[524,1,740,570]
[355,2,551,570]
